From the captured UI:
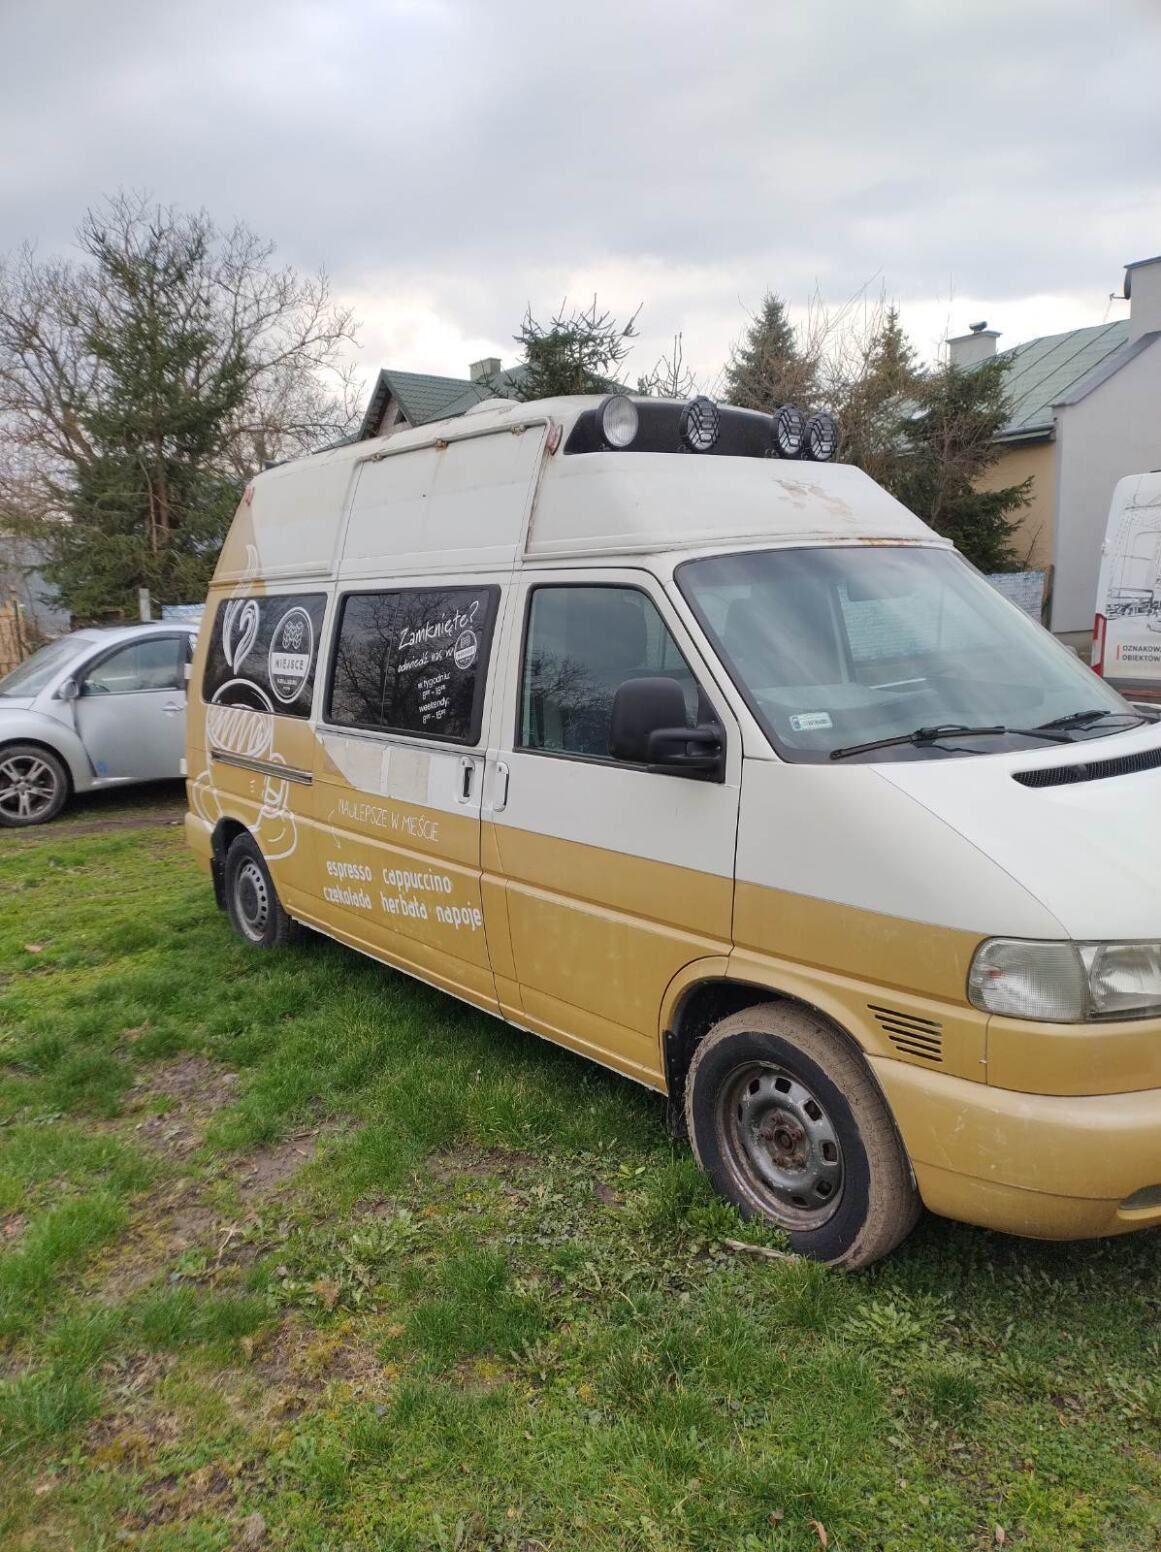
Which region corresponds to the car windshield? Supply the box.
[0,634,90,698]
[677,545,1133,763]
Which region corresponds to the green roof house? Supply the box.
[953,253,1161,639]
[357,358,526,440]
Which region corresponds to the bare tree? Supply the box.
[636,332,698,399]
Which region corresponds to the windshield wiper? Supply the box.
[1034,708,1148,732]
[829,722,1072,761]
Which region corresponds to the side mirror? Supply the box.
[58,677,79,702]
[609,676,725,781]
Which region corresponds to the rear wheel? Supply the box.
[685,1001,919,1268]
[0,744,69,828]
[223,833,298,949]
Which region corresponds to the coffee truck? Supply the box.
[186,392,1161,1268]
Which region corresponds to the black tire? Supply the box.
[0,743,69,828]
[223,833,299,949]
[685,1001,919,1269]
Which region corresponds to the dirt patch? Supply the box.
[91,1114,328,1300]
[125,1056,239,1158]
[1,1211,27,1244]
[235,1133,318,1199]
[251,1314,391,1411]
[425,1145,540,1184]
[95,1186,224,1300]
[42,812,185,840]
[88,1351,182,1460]
[86,1357,265,1540]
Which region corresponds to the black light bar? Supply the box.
[564,396,839,462]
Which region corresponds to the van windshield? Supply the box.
[678,545,1133,763]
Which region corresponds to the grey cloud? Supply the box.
[1,0,1159,374]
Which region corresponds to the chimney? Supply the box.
[469,357,502,384]
[947,321,1000,369]
[1124,256,1161,344]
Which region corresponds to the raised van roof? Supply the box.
[212,395,943,585]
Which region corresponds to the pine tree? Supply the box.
[54,212,248,618]
[838,305,921,484]
[513,297,639,401]
[722,294,818,412]
[885,355,1030,572]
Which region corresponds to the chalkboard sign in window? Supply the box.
[202,593,327,718]
[327,586,499,744]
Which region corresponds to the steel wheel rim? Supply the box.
[235,859,271,941]
[717,1061,844,1230]
[0,754,59,822]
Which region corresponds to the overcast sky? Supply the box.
[2,0,1159,399]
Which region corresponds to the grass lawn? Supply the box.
[0,789,1158,1550]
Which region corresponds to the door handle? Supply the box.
[493,759,510,812]
[457,756,475,803]
[162,701,184,716]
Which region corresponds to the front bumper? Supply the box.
[873,1056,1161,1239]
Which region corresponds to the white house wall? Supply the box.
[1052,340,1161,634]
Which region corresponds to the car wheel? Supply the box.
[223,833,299,949]
[685,1001,920,1269]
[0,744,69,828]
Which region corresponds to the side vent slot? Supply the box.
[868,1003,943,1064]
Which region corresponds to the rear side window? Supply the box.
[327,585,499,744]
[202,593,326,717]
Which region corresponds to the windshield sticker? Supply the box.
[789,711,833,733]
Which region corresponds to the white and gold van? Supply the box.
[186,393,1161,1268]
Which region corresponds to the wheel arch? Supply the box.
[662,972,891,1141]
[0,731,83,795]
[209,815,251,909]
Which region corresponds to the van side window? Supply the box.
[519,586,700,760]
[327,585,499,744]
[202,593,326,718]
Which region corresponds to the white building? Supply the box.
[950,254,1161,644]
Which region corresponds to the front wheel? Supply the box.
[223,833,299,949]
[685,1002,919,1268]
[0,744,69,828]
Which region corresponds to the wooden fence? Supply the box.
[0,601,29,677]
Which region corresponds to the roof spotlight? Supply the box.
[772,404,805,458]
[597,394,639,449]
[801,412,839,463]
[679,395,720,453]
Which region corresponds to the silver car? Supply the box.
[0,622,196,828]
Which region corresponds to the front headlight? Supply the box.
[1081,942,1161,1018]
[969,939,1161,1022]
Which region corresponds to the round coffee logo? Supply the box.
[452,628,478,671]
[268,606,314,704]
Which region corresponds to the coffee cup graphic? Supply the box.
[196,676,299,861]
[206,679,276,762]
